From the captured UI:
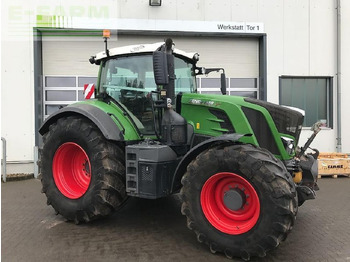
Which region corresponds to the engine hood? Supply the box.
[179,93,304,160]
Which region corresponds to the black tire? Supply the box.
[40,115,127,223]
[180,143,297,261]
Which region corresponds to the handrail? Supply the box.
[1,137,7,182]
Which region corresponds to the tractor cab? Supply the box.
[96,48,197,135]
[90,39,227,148]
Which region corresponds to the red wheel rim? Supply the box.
[53,142,91,199]
[200,172,260,235]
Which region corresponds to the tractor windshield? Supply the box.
[100,54,196,96]
[99,54,196,135]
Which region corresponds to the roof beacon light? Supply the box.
[103,30,110,57]
[103,29,111,39]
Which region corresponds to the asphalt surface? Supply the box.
[2,178,350,262]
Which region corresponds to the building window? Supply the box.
[279,77,333,127]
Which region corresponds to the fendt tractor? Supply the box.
[39,33,320,260]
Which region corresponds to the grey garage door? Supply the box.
[42,33,259,118]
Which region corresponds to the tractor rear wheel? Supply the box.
[40,115,127,223]
[180,144,297,260]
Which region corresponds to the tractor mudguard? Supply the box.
[171,133,250,192]
[39,103,124,141]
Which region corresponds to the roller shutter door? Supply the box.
[42,33,259,118]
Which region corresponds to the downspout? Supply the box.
[1,137,6,182]
[336,0,342,152]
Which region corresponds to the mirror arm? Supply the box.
[195,67,226,76]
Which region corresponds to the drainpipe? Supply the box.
[336,0,342,152]
[34,146,39,178]
[1,137,7,182]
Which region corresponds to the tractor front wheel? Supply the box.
[180,144,297,260]
[40,116,127,223]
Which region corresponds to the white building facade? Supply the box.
[1,0,350,175]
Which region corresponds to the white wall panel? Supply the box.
[1,42,34,162]
[309,0,336,76]
[230,0,259,22]
[204,0,231,21]
[118,0,149,19]
[340,0,350,152]
[1,0,35,165]
[176,0,204,21]
[257,0,284,103]
[282,0,310,75]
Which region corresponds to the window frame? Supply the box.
[279,76,333,128]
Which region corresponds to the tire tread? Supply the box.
[180,143,297,260]
[39,115,127,223]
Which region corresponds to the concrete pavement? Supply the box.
[2,178,350,262]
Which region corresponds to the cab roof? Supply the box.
[94,42,198,62]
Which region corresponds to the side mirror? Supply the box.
[221,73,227,95]
[196,67,227,95]
[153,51,169,85]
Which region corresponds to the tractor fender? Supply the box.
[171,133,250,192]
[39,103,124,141]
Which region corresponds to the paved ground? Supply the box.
[2,178,350,262]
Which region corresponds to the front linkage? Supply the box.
[285,122,322,206]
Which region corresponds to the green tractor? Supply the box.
[39,36,320,260]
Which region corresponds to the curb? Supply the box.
[2,173,35,182]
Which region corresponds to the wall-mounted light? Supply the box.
[149,0,161,6]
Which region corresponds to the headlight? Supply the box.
[281,136,295,155]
